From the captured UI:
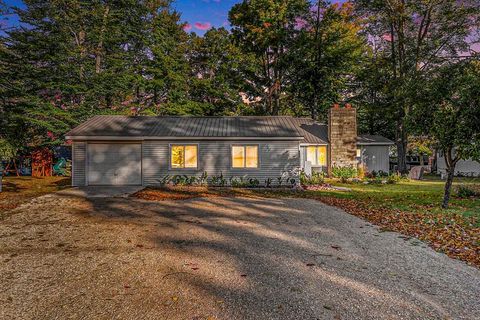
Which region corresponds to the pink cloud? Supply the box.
[183,23,192,32]
[194,22,212,31]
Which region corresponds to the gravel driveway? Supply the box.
[1,192,479,319]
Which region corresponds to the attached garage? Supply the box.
[87,143,142,186]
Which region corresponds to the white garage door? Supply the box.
[87,143,142,186]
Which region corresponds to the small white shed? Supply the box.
[357,135,394,173]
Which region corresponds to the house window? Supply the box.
[171,145,198,168]
[232,145,258,168]
[306,146,327,166]
[356,148,362,157]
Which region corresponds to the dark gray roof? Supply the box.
[357,134,394,145]
[65,115,305,139]
[66,115,393,144]
[288,118,329,144]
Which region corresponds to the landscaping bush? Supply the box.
[455,185,478,198]
[386,172,402,184]
[248,178,260,188]
[265,178,273,188]
[366,177,384,184]
[210,173,226,187]
[300,171,325,186]
[357,165,366,179]
[199,171,208,186]
[332,165,358,183]
[230,176,248,188]
[160,175,171,185]
[170,175,197,186]
[277,177,283,187]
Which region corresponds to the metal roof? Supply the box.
[65,115,393,145]
[289,118,329,144]
[65,115,305,140]
[357,134,394,145]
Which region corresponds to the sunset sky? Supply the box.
[1,0,477,52]
[1,0,345,35]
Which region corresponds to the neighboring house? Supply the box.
[437,153,480,177]
[65,106,393,186]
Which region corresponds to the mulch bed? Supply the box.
[132,186,479,268]
[133,186,217,201]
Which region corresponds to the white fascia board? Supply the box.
[299,143,329,146]
[65,135,304,141]
[357,142,395,146]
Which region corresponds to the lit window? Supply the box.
[356,148,361,157]
[306,146,327,166]
[232,145,258,168]
[171,145,197,168]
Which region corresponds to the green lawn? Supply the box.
[321,176,480,221]
[0,176,71,214]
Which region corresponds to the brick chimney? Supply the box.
[328,104,357,174]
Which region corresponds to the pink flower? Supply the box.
[295,18,308,29]
[382,34,392,42]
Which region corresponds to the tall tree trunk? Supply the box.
[442,148,458,209]
[442,167,455,209]
[78,30,86,80]
[96,5,110,74]
[396,117,408,173]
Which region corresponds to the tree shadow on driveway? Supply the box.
[73,194,480,320]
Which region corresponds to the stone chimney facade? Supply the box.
[328,104,357,173]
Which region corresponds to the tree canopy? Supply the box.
[0,0,478,187]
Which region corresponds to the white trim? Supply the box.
[357,142,395,146]
[299,143,328,146]
[65,136,303,141]
[85,142,89,186]
[168,143,199,170]
[230,144,260,170]
[71,141,75,186]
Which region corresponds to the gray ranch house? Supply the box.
[65,106,393,186]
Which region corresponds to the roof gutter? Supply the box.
[357,142,395,146]
[64,135,304,141]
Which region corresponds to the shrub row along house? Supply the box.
[65,106,393,186]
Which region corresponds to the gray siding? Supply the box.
[437,153,480,177]
[359,145,390,173]
[143,140,300,186]
[72,141,86,186]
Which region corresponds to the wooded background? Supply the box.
[0,0,479,175]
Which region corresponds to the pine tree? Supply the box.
[0,0,190,146]
[229,0,310,115]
